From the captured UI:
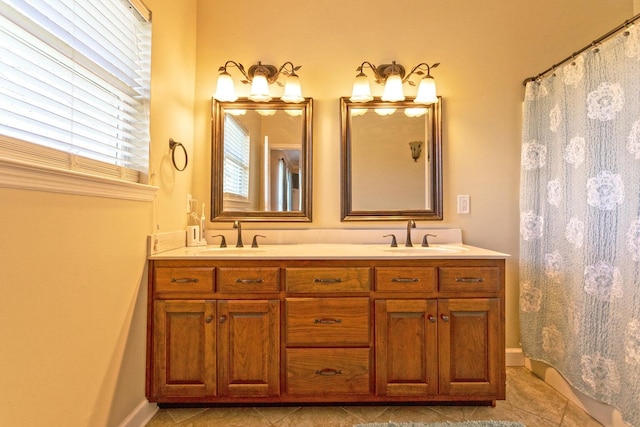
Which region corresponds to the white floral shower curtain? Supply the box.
[520,25,640,427]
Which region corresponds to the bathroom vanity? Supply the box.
[146,243,507,406]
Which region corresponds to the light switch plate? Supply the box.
[457,195,470,214]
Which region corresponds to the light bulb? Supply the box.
[281,74,304,103]
[404,108,427,118]
[350,108,368,117]
[381,74,405,102]
[350,73,373,102]
[249,74,271,102]
[213,72,238,102]
[415,75,437,104]
[375,108,396,116]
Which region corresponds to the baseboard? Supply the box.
[118,399,157,427]
[505,347,524,366]
[525,357,629,427]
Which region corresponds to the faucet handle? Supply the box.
[212,234,227,248]
[383,234,397,247]
[251,234,266,248]
[421,233,437,247]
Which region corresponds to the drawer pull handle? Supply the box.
[205,316,213,323]
[314,368,343,376]
[170,278,200,283]
[441,315,450,322]
[314,318,342,324]
[219,316,227,324]
[428,315,437,323]
[314,278,343,284]
[455,277,485,283]
[235,278,264,284]
[392,277,420,283]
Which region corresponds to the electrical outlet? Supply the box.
[186,194,193,213]
[457,195,470,214]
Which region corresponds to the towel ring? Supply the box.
[169,138,188,171]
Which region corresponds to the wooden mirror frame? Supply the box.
[340,97,443,221]
[211,97,313,222]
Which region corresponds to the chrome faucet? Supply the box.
[405,220,416,247]
[233,220,243,247]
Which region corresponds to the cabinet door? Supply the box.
[217,300,280,398]
[438,298,504,398]
[375,299,438,396]
[153,300,216,398]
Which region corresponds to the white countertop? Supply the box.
[149,243,509,260]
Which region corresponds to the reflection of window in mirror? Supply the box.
[223,114,250,209]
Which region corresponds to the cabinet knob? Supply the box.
[441,315,450,322]
[219,315,227,323]
[428,315,437,323]
[205,316,213,323]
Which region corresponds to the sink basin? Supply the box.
[195,248,266,255]
[381,245,469,254]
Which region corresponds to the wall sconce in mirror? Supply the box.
[350,60,439,111]
[214,60,304,103]
[409,141,423,162]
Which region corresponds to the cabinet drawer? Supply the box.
[218,267,280,293]
[286,298,370,346]
[285,268,370,292]
[375,267,437,292]
[155,267,214,293]
[439,267,499,293]
[286,348,371,395]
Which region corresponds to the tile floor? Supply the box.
[145,367,604,427]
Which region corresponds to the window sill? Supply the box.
[0,158,158,202]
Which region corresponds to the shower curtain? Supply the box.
[520,25,640,427]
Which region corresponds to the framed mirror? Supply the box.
[211,98,313,222]
[340,97,442,221]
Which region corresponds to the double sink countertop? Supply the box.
[149,242,509,260]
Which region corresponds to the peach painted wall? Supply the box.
[191,0,633,351]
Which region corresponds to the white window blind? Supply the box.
[223,114,250,200]
[0,0,152,184]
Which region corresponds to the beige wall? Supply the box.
[0,1,197,426]
[0,1,635,426]
[192,0,633,351]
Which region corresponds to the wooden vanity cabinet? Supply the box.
[374,264,505,401]
[284,267,372,398]
[147,258,505,405]
[152,300,217,398]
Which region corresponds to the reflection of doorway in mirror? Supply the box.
[262,136,302,212]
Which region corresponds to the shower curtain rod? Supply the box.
[523,12,640,85]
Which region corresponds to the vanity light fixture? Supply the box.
[350,60,439,104]
[214,60,305,103]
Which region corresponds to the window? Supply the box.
[223,114,250,202]
[0,0,152,196]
